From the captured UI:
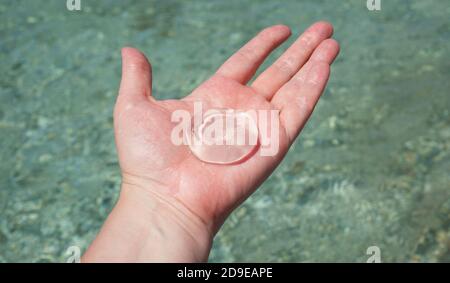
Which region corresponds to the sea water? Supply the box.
[0,0,449,262]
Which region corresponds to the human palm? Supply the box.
[114,22,339,234]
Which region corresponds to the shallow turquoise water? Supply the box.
[0,0,449,262]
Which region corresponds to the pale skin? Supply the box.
[82,22,340,262]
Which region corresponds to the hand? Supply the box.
[84,22,339,262]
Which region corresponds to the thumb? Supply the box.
[118,47,153,104]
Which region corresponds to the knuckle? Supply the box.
[237,48,257,63]
[274,56,297,75]
[298,32,316,49]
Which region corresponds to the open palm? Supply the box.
[114,22,339,234]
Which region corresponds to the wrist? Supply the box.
[119,180,213,262]
[83,176,213,262]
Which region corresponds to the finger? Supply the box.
[271,38,339,108]
[216,25,291,84]
[251,21,333,100]
[276,62,331,144]
[118,47,153,105]
[290,38,339,84]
